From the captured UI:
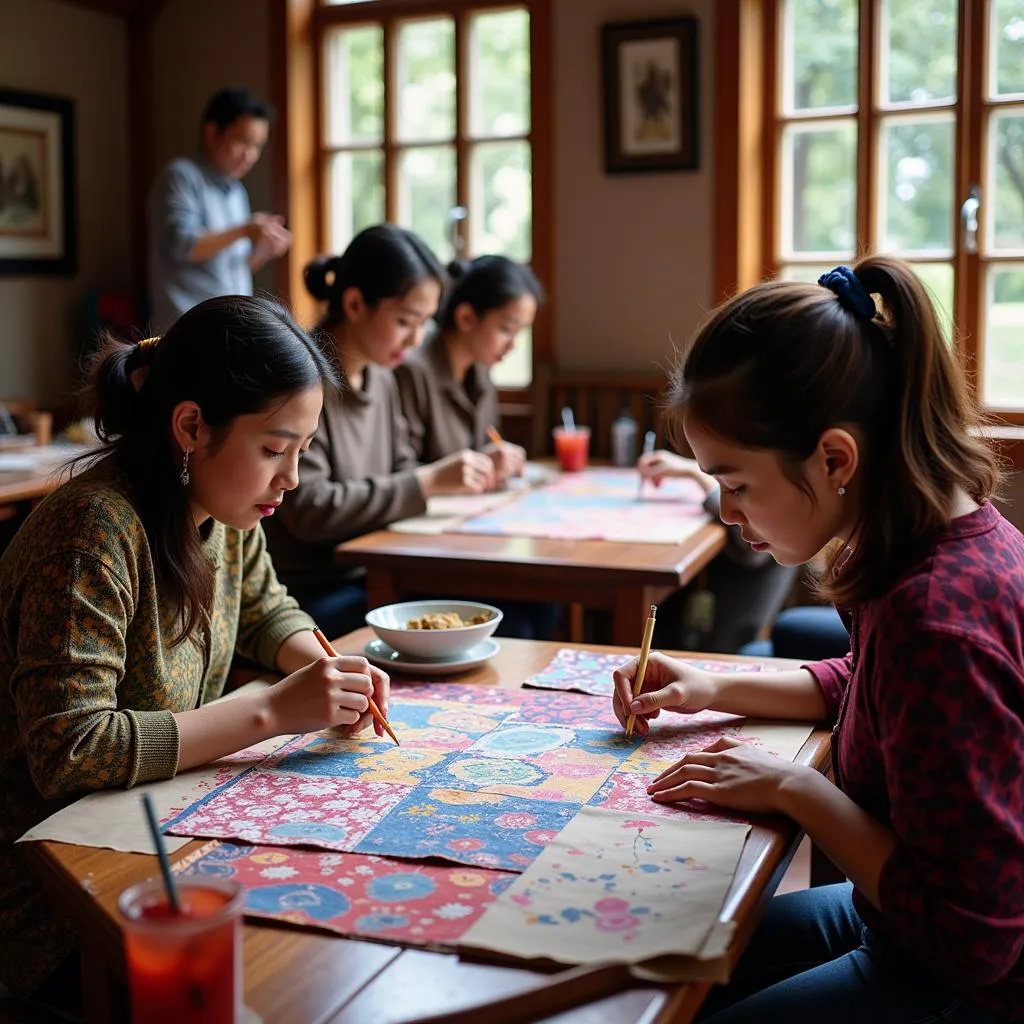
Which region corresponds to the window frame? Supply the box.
[297,0,552,396]
[714,0,1024,429]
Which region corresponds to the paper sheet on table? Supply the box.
[17,681,293,853]
[388,492,520,534]
[0,453,42,470]
[460,808,749,976]
[597,512,709,545]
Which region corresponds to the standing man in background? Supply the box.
[147,86,292,331]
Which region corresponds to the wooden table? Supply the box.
[29,632,829,1024]
[335,523,727,647]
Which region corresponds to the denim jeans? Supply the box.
[698,884,1009,1024]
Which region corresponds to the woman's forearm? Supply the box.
[711,668,829,721]
[173,689,277,771]
[778,767,898,907]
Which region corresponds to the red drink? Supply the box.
[553,426,591,472]
[119,877,243,1024]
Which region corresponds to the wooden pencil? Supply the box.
[312,627,400,746]
[486,425,503,446]
[624,604,658,738]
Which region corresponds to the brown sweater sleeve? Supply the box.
[394,359,428,463]
[276,380,427,545]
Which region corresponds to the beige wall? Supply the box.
[150,0,274,294]
[553,0,715,372]
[0,0,129,406]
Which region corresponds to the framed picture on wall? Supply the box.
[0,87,77,275]
[602,17,699,174]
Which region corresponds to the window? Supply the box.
[316,0,548,387]
[724,0,1024,420]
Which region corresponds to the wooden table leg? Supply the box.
[80,944,129,1023]
[568,603,585,642]
[365,568,400,609]
[612,587,655,647]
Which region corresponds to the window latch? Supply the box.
[961,185,981,255]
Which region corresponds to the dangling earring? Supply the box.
[180,448,191,487]
[837,485,847,497]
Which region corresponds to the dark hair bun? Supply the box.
[446,258,470,282]
[304,255,341,301]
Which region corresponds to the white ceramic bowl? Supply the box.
[365,600,503,660]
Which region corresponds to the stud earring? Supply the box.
[180,448,191,487]
[837,485,847,497]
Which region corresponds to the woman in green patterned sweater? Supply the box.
[0,295,390,1005]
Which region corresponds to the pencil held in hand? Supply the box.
[625,604,658,738]
[486,426,503,447]
[311,627,399,746]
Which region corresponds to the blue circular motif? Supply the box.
[366,872,438,903]
[268,822,347,842]
[246,884,349,921]
[449,758,544,788]
[355,913,409,932]
[203,843,255,862]
[472,726,574,758]
[191,862,237,878]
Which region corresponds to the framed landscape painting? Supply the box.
[602,18,699,174]
[0,87,76,275]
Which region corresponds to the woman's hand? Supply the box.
[267,656,390,738]
[637,450,715,493]
[486,441,526,484]
[611,652,721,736]
[417,449,496,496]
[647,736,803,814]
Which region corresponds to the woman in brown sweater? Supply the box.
[395,255,542,481]
[263,224,496,639]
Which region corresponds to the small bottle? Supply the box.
[611,407,638,467]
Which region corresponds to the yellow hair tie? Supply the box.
[137,336,160,352]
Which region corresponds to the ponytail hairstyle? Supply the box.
[438,255,544,333]
[85,295,339,646]
[670,255,1001,606]
[304,224,445,333]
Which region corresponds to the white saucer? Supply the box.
[364,637,501,675]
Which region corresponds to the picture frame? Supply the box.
[601,17,699,174]
[0,87,77,275]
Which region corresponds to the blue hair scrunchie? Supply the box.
[817,266,876,322]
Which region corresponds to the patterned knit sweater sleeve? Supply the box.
[233,523,316,670]
[10,517,181,800]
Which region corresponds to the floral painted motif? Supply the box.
[173,840,515,946]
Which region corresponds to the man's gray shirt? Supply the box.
[147,156,252,331]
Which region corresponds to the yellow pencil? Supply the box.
[624,604,658,738]
[486,425,503,447]
[312,627,400,746]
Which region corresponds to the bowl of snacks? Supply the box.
[365,600,503,660]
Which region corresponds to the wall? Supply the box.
[0,0,130,406]
[150,0,274,294]
[1001,469,1024,533]
[148,0,716,373]
[552,0,715,373]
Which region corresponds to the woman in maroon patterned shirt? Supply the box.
[613,256,1022,1023]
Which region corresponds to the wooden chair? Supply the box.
[530,362,670,460]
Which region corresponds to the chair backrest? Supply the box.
[531,362,670,460]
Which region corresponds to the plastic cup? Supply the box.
[118,877,243,1024]
[553,426,591,472]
